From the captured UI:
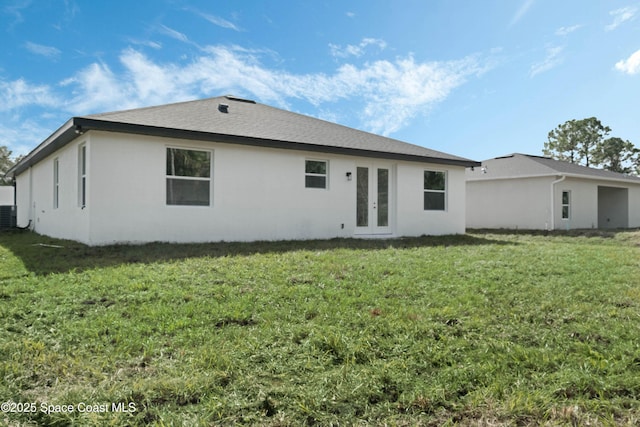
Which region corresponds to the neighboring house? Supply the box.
[6,95,479,245]
[466,153,640,230]
[0,186,14,205]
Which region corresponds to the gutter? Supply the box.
[549,175,566,230]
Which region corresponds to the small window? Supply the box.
[424,170,446,211]
[305,160,328,189]
[53,158,59,209]
[561,191,570,220]
[166,147,212,206]
[78,144,86,208]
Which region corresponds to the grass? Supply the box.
[0,229,639,426]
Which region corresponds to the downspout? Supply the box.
[12,176,17,228]
[549,175,566,230]
[29,166,34,231]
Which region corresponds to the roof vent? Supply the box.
[218,103,229,113]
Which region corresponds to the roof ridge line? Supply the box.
[83,96,226,118]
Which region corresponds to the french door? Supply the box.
[355,163,393,235]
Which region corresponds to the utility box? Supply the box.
[0,205,16,229]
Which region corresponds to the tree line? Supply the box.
[543,117,639,175]
[0,146,19,185]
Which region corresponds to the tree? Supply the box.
[543,117,611,167]
[634,151,640,176]
[543,119,580,163]
[593,137,638,174]
[0,146,16,185]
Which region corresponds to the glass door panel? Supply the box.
[356,167,369,227]
[355,164,392,234]
[377,168,389,227]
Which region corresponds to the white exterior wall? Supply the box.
[466,177,552,229]
[396,164,466,236]
[15,138,90,241]
[553,178,598,230]
[553,177,640,229]
[595,181,640,228]
[87,132,356,244]
[467,176,640,230]
[15,131,467,245]
[15,172,29,225]
[629,186,640,227]
[0,187,14,205]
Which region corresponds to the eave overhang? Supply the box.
[466,172,640,186]
[7,117,480,177]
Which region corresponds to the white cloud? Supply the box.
[127,38,162,50]
[0,78,60,111]
[1,44,490,146]
[119,49,194,104]
[615,49,640,75]
[0,119,53,156]
[605,6,637,31]
[176,46,485,135]
[530,45,564,77]
[329,38,387,59]
[555,24,582,36]
[3,0,32,28]
[0,77,65,154]
[61,62,133,114]
[336,55,484,135]
[159,24,190,43]
[24,41,61,58]
[509,0,535,27]
[198,12,241,31]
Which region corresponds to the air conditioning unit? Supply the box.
[0,205,16,229]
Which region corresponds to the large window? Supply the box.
[78,144,86,208]
[166,147,212,206]
[53,158,59,209]
[562,191,570,220]
[305,160,328,189]
[424,170,446,211]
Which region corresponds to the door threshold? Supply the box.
[353,233,396,239]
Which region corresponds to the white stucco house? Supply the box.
[466,153,640,230]
[6,96,479,245]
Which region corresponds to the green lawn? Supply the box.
[1,229,639,426]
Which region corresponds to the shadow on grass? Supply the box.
[0,229,515,276]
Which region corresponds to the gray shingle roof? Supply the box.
[7,95,478,177]
[467,153,640,184]
[81,95,477,165]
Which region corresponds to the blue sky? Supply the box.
[1,0,639,162]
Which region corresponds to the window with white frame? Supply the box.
[166,147,212,206]
[561,190,570,220]
[424,170,446,211]
[53,158,59,209]
[78,144,87,208]
[305,159,328,189]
